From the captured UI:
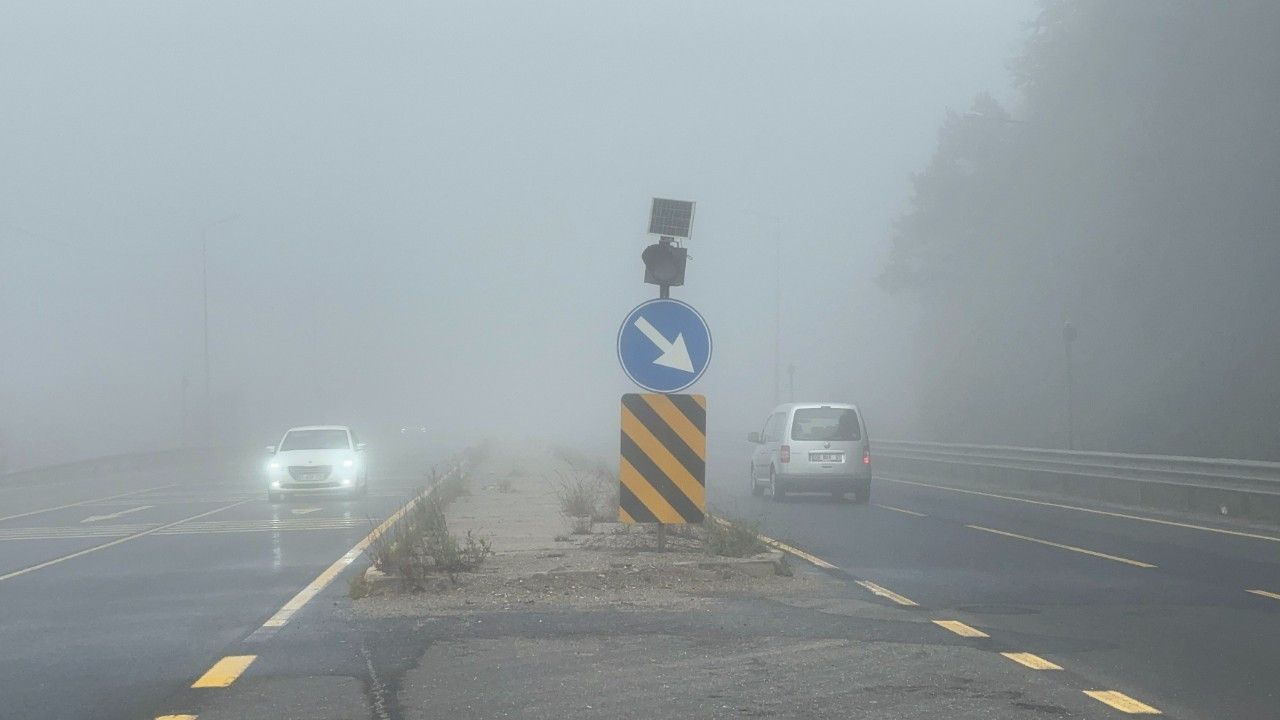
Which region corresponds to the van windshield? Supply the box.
[791,408,861,442]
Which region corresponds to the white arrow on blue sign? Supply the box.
[617,298,712,393]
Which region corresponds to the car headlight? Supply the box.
[269,461,281,470]
[271,480,281,488]
[343,459,355,468]
[341,478,352,486]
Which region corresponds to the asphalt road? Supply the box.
[0,461,428,720]
[707,449,1280,720]
[4,445,1279,719]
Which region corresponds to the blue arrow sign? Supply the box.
[617,298,712,393]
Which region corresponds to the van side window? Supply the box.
[764,412,787,442]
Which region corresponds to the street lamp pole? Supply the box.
[1063,321,1077,451]
[740,207,786,406]
[201,231,209,410]
[774,238,781,405]
[201,215,239,427]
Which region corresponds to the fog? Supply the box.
[0,1,1037,469]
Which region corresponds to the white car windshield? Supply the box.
[279,429,350,451]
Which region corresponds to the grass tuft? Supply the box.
[361,460,493,592]
[704,516,765,558]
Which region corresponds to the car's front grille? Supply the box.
[287,465,333,482]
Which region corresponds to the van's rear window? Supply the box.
[791,408,861,441]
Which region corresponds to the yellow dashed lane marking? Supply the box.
[756,533,838,569]
[855,580,919,606]
[191,655,256,688]
[707,518,838,570]
[1084,690,1162,714]
[1001,652,1062,670]
[933,620,989,638]
[1248,589,1280,601]
[966,525,1157,568]
[713,519,921,607]
[156,715,198,719]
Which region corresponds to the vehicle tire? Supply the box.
[267,489,282,503]
[853,487,870,504]
[770,470,786,501]
[751,466,764,497]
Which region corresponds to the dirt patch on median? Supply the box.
[351,443,820,618]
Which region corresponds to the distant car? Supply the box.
[748,403,871,502]
[265,425,368,501]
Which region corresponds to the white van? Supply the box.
[748,403,871,502]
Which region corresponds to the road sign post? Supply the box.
[618,198,708,550]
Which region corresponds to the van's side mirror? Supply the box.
[356,443,367,451]
[747,432,761,444]
[265,445,276,454]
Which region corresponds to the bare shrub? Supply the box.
[553,470,601,527]
[361,461,492,592]
[591,463,620,523]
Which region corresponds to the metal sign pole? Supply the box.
[658,281,669,551]
[625,197,706,553]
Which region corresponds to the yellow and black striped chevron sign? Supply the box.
[619,393,706,524]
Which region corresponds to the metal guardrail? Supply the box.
[873,440,1280,497]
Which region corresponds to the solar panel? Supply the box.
[648,198,696,238]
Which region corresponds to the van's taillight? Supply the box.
[863,449,871,464]
[780,445,791,463]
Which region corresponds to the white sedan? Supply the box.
[265,425,368,501]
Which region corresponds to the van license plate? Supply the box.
[810,453,843,463]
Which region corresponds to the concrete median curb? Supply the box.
[674,549,789,578]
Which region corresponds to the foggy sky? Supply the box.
[0,1,1036,467]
